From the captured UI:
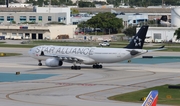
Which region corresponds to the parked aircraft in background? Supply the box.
[28,25,164,70]
[142,90,158,106]
[157,15,171,27]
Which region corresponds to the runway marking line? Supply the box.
[6,85,69,106]
[58,82,95,86]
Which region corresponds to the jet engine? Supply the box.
[45,58,63,67]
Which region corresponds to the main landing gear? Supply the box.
[71,66,81,70]
[71,62,81,70]
[38,60,42,66]
[92,64,103,69]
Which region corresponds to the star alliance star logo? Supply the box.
[134,36,142,47]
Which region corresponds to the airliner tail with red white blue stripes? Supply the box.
[142,90,158,106]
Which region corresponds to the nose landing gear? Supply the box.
[38,60,42,66]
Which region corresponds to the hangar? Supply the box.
[136,7,180,43]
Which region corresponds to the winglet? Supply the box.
[125,25,149,49]
[141,90,158,106]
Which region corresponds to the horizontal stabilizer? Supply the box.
[148,45,165,52]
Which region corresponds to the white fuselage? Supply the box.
[29,45,148,64]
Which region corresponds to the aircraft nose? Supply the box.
[28,48,34,57]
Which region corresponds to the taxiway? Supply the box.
[0,47,179,106]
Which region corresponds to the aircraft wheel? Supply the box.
[93,65,98,68]
[93,64,102,69]
[38,63,42,66]
[38,60,42,66]
[96,65,99,68]
[99,65,103,68]
[73,66,76,70]
[71,66,81,70]
[77,66,81,70]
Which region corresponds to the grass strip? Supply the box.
[108,84,180,105]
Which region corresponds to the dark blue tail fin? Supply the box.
[125,25,149,49]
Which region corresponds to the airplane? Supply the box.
[157,15,171,27]
[28,25,164,70]
[142,90,158,106]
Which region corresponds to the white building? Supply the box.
[0,3,33,7]
[0,25,77,40]
[139,27,177,42]
[128,13,148,26]
[36,7,71,25]
[140,7,180,43]
[0,6,76,40]
[171,7,180,27]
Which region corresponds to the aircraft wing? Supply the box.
[147,45,166,52]
[40,51,95,63]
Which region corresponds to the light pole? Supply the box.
[48,0,51,13]
[77,0,79,7]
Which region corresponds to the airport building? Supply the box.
[0,5,178,41]
[137,7,180,43]
[138,26,177,42]
[0,3,33,7]
[0,6,71,25]
[0,25,77,40]
[0,12,67,25]
[0,6,77,40]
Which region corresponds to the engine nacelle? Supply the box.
[45,58,63,67]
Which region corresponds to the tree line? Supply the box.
[77,12,180,41]
[77,12,124,35]
[110,0,180,7]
